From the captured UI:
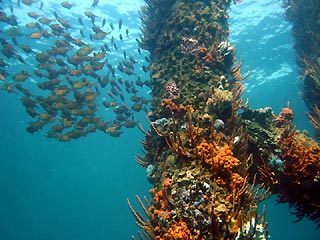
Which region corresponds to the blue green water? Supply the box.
[0,0,319,239]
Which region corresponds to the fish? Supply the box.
[49,46,70,56]
[110,79,121,91]
[78,16,83,25]
[105,124,122,137]
[129,56,137,64]
[79,29,85,38]
[68,54,85,66]
[131,103,142,112]
[124,120,136,128]
[92,26,101,33]
[119,93,124,101]
[142,65,149,73]
[110,87,119,97]
[55,58,67,67]
[72,38,86,47]
[124,80,133,89]
[14,83,32,96]
[20,95,37,109]
[25,22,41,29]
[16,54,25,63]
[37,79,61,90]
[11,36,18,46]
[0,73,5,81]
[107,90,116,100]
[123,67,135,76]
[81,64,93,74]
[0,11,18,26]
[1,83,18,94]
[93,30,110,40]
[91,0,99,8]
[69,69,82,76]
[40,30,52,38]
[53,86,70,96]
[38,113,55,122]
[118,18,122,30]
[36,52,50,63]
[72,80,90,90]
[57,18,72,29]
[38,17,53,25]
[28,12,41,19]
[84,11,97,20]
[50,23,65,34]
[26,120,46,133]
[130,95,141,103]
[0,58,8,68]
[102,18,106,27]
[77,46,94,56]
[61,1,75,9]
[109,23,114,30]
[34,69,43,78]
[22,107,38,120]
[130,86,138,94]
[122,60,134,70]
[135,76,144,87]
[37,62,53,71]
[55,39,70,48]
[30,31,43,39]
[1,42,16,58]
[93,51,106,61]
[13,71,30,81]
[115,114,127,122]
[145,55,150,62]
[117,77,123,85]
[0,0,148,141]
[92,61,105,71]
[22,0,37,6]
[99,74,109,88]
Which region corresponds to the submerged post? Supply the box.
[129,0,269,239]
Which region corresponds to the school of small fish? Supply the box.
[0,0,151,141]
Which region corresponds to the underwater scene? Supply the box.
[0,0,320,239]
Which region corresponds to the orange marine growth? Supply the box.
[196,139,240,171]
[273,108,320,224]
[280,132,320,184]
[212,144,240,169]
[163,220,191,240]
[161,98,187,115]
[231,172,245,188]
[276,101,294,126]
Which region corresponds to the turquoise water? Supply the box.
[0,0,319,239]
[229,0,311,131]
[229,1,319,239]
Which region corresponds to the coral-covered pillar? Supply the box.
[128,1,269,239]
[282,0,320,137]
